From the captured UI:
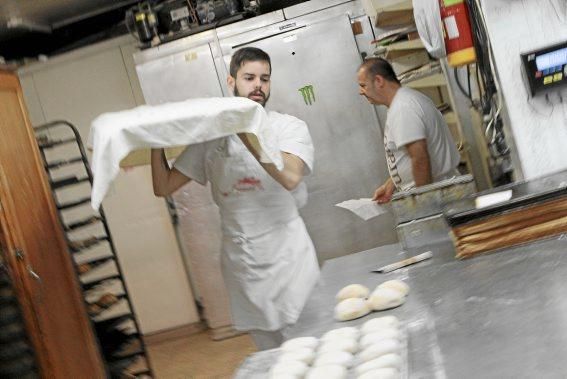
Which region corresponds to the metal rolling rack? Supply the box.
[33,120,153,379]
[0,262,39,378]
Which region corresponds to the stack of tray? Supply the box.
[445,170,567,259]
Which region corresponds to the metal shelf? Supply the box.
[109,338,145,362]
[406,73,447,89]
[57,196,91,210]
[65,215,102,231]
[50,175,90,190]
[45,156,84,169]
[77,255,114,272]
[375,0,413,27]
[82,274,121,291]
[94,311,133,326]
[34,120,153,378]
[86,293,127,307]
[386,38,424,52]
[68,236,109,253]
[37,137,77,149]
[384,38,425,59]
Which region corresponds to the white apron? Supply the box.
[205,136,320,331]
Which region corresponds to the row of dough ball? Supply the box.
[334,280,410,321]
[269,316,404,379]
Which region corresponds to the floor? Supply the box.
[147,330,257,378]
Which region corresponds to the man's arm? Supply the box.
[151,148,191,197]
[405,139,432,187]
[259,153,305,191]
[238,134,305,191]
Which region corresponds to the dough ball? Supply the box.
[305,365,347,379]
[313,350,354,368]
[336,284,370,302]
[269,360,308,378]
[378,280,410,297]
[321,327,360,342]
[366,288,406,311]
[356,339,402,364]
[335,298,371,321]
[360,329,401,350]
[281,336,319,351]
[318,338,358,354]
[277,347,316,365]
[355,353,403,376]
[361,316,400,335]
[357,367,400,379]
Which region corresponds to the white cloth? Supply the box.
[88,97,283,209]
[413,0,446,59]
[384,87,460,190]
[174,111,319,331]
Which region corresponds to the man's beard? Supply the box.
[234,87,269,107]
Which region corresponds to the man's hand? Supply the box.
[238,133,305,191]
[372,178,396,204]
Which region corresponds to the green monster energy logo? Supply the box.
[298,85,316,105]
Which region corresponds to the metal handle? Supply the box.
[279,22,297,31]
[28,266,40,281]
[27,265,43,304]
[15,248,43,303]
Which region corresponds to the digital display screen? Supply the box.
[536,47,567,71]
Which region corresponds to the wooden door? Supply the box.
[0,70,105,378]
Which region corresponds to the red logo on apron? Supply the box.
[232,177,264,193]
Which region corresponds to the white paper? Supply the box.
[335,198,389,221]
[474,190,513,209]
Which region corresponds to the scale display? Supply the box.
[521,41,567,96]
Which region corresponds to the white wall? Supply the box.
[19,36,200,334]
[481,0,567,180]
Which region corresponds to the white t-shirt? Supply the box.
[384,87,460,190]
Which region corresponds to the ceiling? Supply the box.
[0,0,309,61]
[0,0,138,34]
[0,0,139,60]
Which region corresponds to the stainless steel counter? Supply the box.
[235,235,567,378]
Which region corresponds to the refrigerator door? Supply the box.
[135,42,233,331]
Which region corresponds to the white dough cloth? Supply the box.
[88,97,283,209]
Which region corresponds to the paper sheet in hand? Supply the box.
[335,198,388,221]
[88,97,283,210]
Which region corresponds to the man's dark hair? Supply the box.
[359,58,400,84]
[229,47,272,78]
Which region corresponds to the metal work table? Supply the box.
[235,235,567,378]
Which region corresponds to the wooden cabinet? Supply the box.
[0,70,105,378]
